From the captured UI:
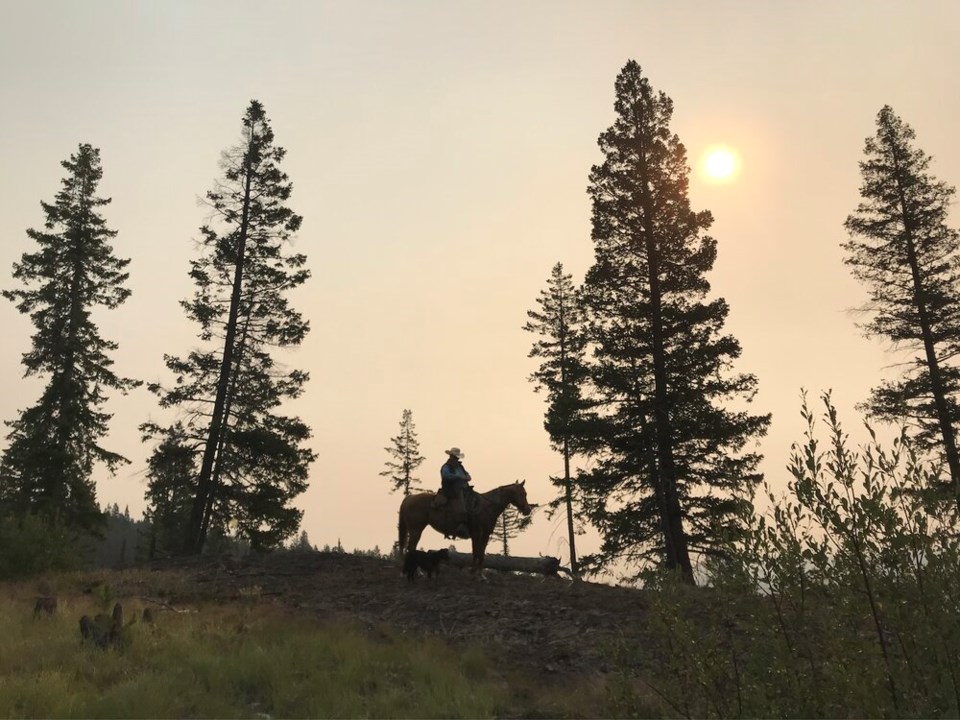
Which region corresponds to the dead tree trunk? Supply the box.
[445,549,561,575]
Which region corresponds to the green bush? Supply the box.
[0,513,85,579]
[742,391,960,717]
[619,392,960,718]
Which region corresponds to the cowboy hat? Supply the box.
[444,447,464,459]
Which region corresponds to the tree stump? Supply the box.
[33,597,57,617]
[79,602,125,650]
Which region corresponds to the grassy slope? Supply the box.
[0,569,640,719]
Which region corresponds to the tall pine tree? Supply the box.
[580,61,769,581]
[524,262,593,576]
[142,424,196,559]
[1,144,138,532]
[380,409,425,496]
[143,100,314,554]
[844,106,960,507]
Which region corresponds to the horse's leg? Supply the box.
[398,513,407,559]
[471,531,487,573]
[406,522,425,555]
[469,532,479,572]
[469,532,493,580]
[477,532,491,571]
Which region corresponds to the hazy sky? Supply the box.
[2,1,959,567]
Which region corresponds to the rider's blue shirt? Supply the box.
[441,460,471,493]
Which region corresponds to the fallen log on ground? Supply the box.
[444,549,561,575]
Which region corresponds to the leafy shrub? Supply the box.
[0,513,85,579]
[743,391,960,716]
[626,392,960,717]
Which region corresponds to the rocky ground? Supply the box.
[114,550,655,683]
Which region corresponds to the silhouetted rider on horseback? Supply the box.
[440,447,473,538]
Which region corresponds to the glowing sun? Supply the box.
[702,147,739,182]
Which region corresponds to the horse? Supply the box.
[398,480,532,572]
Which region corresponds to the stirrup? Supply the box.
[443,524,470,540]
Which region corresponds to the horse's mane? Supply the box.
[479,481,523,495]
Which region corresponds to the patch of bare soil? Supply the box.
[115,551,653,682]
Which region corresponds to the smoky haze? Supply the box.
[1,1,958,568]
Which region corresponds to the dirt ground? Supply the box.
[116,550,654,683]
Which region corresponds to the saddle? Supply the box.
[431,487,472,539]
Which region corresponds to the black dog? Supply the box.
[404,548,450,581]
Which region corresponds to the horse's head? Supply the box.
[508,480,532,516]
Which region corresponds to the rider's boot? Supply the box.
[451,490,470,538]
[454,514,469,538]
